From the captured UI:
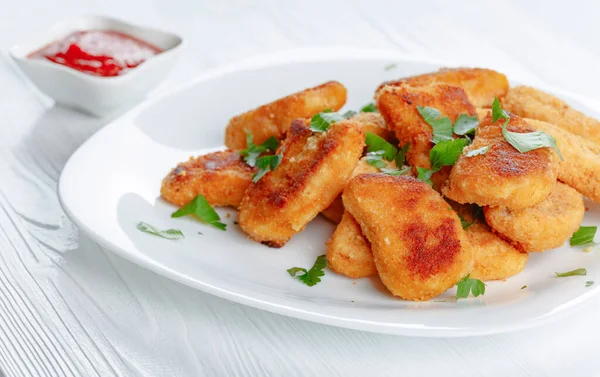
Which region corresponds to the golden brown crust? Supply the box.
[484,183,585,252]
[376,83,476,168]
[238,119,365,247]
[442,113,559,209]
[477,108,600,203]
[326,211,377,278]
[225,81,347,149]
[378,68,508,108]
[160,150,255,207]
[502,86,600,144]
[343,174,472,301]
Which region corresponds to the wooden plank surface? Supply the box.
[1,1,600,376]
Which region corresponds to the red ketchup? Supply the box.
[29,30,162,77]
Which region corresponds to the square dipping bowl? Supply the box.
[9,15,184,117]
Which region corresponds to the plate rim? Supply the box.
[58,48,600,337]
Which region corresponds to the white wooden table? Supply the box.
[2,1,600,376]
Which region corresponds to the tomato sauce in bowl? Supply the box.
[28,30,162,77]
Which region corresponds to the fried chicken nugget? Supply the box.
[349,112,396,142]
[343,174,473,301]
[378,68,508,108]
[161,150,255,207]
[376,83,476,168]
[477,108,600,203]
[238,119,365,247]
[326,211,377,278]
[225,81,347,149]
[484,183,584,252]
[502,86,600,144]
[450,203,528,281]
[442,113,559,209]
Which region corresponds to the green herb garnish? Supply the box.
[361,103,378,113]
[365,150,388,168]
[555,268,587,278]
[287,255,327,286]
[453,114,479,135]
[396,143,409,167]
[171,195,227,231]
[309,109,354,132]
[252,154,282,182]
[465,145,490,157]
[570,226,597,246]
[417,106,453,144]
[456,274,486,299]
[136,221,184,239]
[416,167,434,186]
[502,122,563,160]
[384,63,397,71]
[521,285,527,290]
[429,139,469,169]
[586,281,594,287]
[459,214,474,230]
[365,132,398,161]
[240,132,279,167]
[491,97,510,122]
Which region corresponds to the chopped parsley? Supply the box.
[396,143,409,167]
[417,106,453,144]
[253,154,282,182]
[309,109,355,132]
[287,255,327,286]
[361,103,378,113]
[569,226,597,246]
[555,268,587,278]
[365,150,388,168]
[459,214,473,230]
[136,221,184,239]
[365,132,397,160]
[239,132,279,167]
[171,194,227,231]
[453,114,479,136]
[456,274,486,299]
[521,285,527,290]
[417,138,470,185]
[586,281,594,287]
[465,145,490,157]
[384,63,397,71]
[364,133,409,176]
[491,97,510,122]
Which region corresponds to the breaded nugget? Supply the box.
[478,108,600,203]
[343,174,472,301]
[484,183,584,252]
[450,202,528,281]
[442,113,559,209]
[238,119,365,247]
[502,86,600,144]
[348,112,396,142]
[378,68,508,108]
[326,211,377,278]
[225,81,347,149]
[161,150,254,207]
[321,157,391,223]
[376,84,476,168]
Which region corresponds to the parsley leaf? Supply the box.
[365,151,388,168]
[171,195,227,231]
[365,132,398,161]
[380,167,410,176]
[287,255,327,286]
[396,143,409,167]
[384,63,397,71]
[416,167,434,186]
[252,154,282,182]
[456,274,486,299]
[453,114,479,135]
[417,106,453,144]
[502,121,564,160]
[459,214,474,230]
[492,97,510,122]
[429,139,469,170]
[240,132,279,167]
[586,281,594,287]
[361,103,378,113]
[521,285,527,290]
[555,268,587,277]
[309,109,354,132]
[136,221,184,239]
[570,226,597,246]
[465,145,490,157]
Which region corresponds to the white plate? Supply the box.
[59,49,600,337]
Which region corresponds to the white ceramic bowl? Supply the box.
[9,15,184,117]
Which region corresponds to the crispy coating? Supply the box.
[343,174,472,301]
[378,68,508,108]
[326,211,377,278]
[321,157,390,223]
[238,119,365,247]
[376,84,476,168]
[502,86,600,144]
[225,81,347,149]
[349,112,396,142]
[477,108,600,203]
[442,113,559,209]
[484,183,585,252]
[161,150,255,207]
[450,203,528,281]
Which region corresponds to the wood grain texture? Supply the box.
[1,1,600,376]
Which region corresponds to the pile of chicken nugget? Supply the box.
[160,68,600,301]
